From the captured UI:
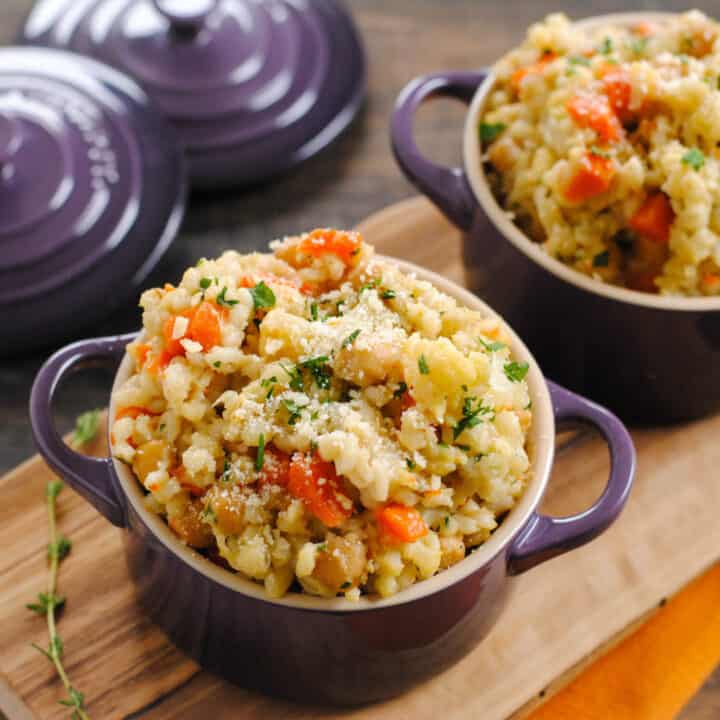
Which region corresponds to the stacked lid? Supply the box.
[3,0,366,353]
[21,0,367,189]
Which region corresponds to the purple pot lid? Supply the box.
[0,46,185,342]
[21,0,367,189]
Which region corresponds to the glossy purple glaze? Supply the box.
[0,47,185,356]
[392,71,720,424]
[22,0,367,189]
[30,334,635,704]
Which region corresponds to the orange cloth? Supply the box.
[528,562,720,720]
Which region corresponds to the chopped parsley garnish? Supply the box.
[380,289,397,300]
[359,277,381,294]
[479,122,507,143]
[310,302,319,321]
[255,433,265,471]
[213,361,221,368]
[282,399,307,425]
[71,409,100,448]
[222,456,232,482]
[598,37,613,55]
[590,145,611,158]
[682,148,705,171]
[342,329,361,349]
[478,338,506,352]
[567,55,591,67]
[261,375,277,400]
[456,444,471,452]
[216,286,239,307]
[317,543,327,553]
[282,363,305,392]
[593,250,610,267]
[444,516,450,528]
[250,281,276,309]
[453,397,494,439]
[418,354,430,375]
[299,355,332,389]
[406,458,416,470]
[394,381,408,398]
[504,361,529,383]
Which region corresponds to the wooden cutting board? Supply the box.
[2,197,720,720]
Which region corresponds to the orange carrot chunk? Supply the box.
[510,52,557,93]
[598,65,633,121]
[566,94,622,143]
[701,273,720,293]
[187,300,224,351]
[287,452,353,528]
[376,504,428,545]
[629,192,675,244]
[564,152,615,203]
[298,228,362,266]
[115,406,161,421]
[163,315,186,357]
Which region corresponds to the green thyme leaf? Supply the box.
[478,338,506,352]
[255,434,265,472]
[216,286,239,307]
[310,302,319,321]
[418,354,430,375]
[48,537,72,563]
[71,409,100,448]
[479,122,507,143]
[46,480,64,500]
[250,281,276,309]
[342,329,361,348]
[682,148,705,171]
[593,250,610,267]
[504,361,529,383]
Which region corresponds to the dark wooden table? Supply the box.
[0,1,717,717]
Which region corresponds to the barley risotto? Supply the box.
[481,10,720,296]
[110,230,532,599]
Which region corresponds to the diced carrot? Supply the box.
[163,315,186,357]
[258,447,291,488]
[566,94,622,143]
[129,342,152,368]
[510,52,558,93]
[629,193,675,244]
[115,406,160,421]
[146,349,174,375]
[632,22,655,38]
[564,152,615,203]
[375,504,428,545]
[701,273,720,293]
[598,65,633,122]
[187,301,224,351]
[298,229,362,266]
[287,452,353,528]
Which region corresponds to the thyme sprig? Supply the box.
[27,480,90,720]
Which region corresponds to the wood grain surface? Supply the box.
[1,0,719,715]
[1,198,719,719]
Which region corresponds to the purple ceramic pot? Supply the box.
[30,260,635,705]
[391,13,720,425]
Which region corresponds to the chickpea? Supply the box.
[211,490,246,536]
[133,440,171,483]
[312,533,367,592]
[168,499,214,549]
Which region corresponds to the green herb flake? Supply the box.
[250,281,276,309]
[478,338,506,353]
[453,397,494,439]
[201,503,217,523]
[590,145,611,158]
[255,433,266,472]
[282,399,307,426]
[682,148,705,171]
[299,355,332,389]
[310,302,319,321]
[282,363,305,392]
[418,354,430,375]
[568,55,591,67]
[71,409,100,448]
[593,250,610,267]
[380,289,397,300]
[342,329,361,349]
[599,36,613,55]
[199,277,212,290]
[358,277,381,294]
[406,458,416,470]
[479,122,507,143]
[340,581,352,590]
[213,361,221,368]
[394,381,408,399]
[504,361,530,383]
[456,444,471,452]
[317,543,327,553]
[222,456,232,482]
[216,286,239,307]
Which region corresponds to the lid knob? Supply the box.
[152,0,219,34]
[0,113,21,169]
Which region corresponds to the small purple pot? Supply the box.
[391,12,720,424]
[29,261,635,705]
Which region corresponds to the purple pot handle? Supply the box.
[509,381,636,574]
[29,334,137,528]
[391,71,486,232]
